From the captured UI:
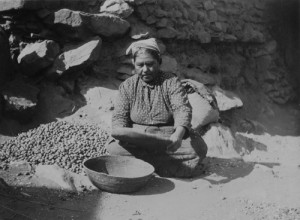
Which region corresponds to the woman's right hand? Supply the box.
[166,134,182,153]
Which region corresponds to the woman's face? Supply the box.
[133,52,160,83]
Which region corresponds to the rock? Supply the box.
[253,42,277,57]
[146,15,158,25]
[189,9,198,22]
[46,36,102,78]
[196,30,211,43]
[41,9,94,40]
[42,9,130,39]
[188,93,219,129]
[202,123,241,159]
[58,78,76,94]
[116,73,131,81]
[117,64,134,75]
[160,55,178,74]
[242,24,265,43]
[34,164,95,192]
[125,0,157,5]
[223,34,238,42]
[89,13,130,37]
[0,0,96,12]
[212,86,243,111]
[100,0,134,18]
[136,5,149,20]
[190,53,211,72]
[203,0,214,10]
[17,40,60,76]
[1,80,39,123]
[154,8,168,17]
[181,67,217,85]
[156,18,170,28]
[9,161,32,174]
[157,27,177,39]
[208,10,218,22]
[0,0,54,11]
[237,119,266,135]
[0,27,13,85]
[127,15,154,39]
[235,133,268,156]
[264,40,277,54]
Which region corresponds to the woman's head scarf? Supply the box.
[126,38,160,56]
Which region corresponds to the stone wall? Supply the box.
[0,0,298,123]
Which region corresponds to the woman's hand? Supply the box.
[166,126,186,152]
[166,134,182,152]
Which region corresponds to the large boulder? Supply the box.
[1,80,40,123]
[40,9,93,40]
[212,86,243,111]
[0,27,13,85]
[40,9,130,39]
[46,36,102,78]
[100,0,134,18]
[88,13,130,37]
[17,40,60,76]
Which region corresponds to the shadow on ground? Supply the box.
[189,157,280,185]
[132,176,175,196]
[0,186,102,220]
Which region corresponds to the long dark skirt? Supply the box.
[107,125,207,178]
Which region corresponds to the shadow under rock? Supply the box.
[193,157,280,185]
[0,80,87,137]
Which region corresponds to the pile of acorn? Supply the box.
[0,121,109,174]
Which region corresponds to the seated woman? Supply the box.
[107,38,207,178]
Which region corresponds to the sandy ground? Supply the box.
[93,134,300,220]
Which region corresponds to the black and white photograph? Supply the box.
[0,0,299,219]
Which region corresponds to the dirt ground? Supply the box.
[0,132,300,220]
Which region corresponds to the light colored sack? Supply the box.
[188,92,219,130]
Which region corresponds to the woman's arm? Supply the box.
[166,77,192,152]
[112,83,132,129]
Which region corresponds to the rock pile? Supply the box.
[0,121,109,174]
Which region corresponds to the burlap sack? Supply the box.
[188,92,219,130]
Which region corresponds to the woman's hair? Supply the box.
[133,48,162,64]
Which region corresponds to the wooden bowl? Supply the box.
[83,156,155,193]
